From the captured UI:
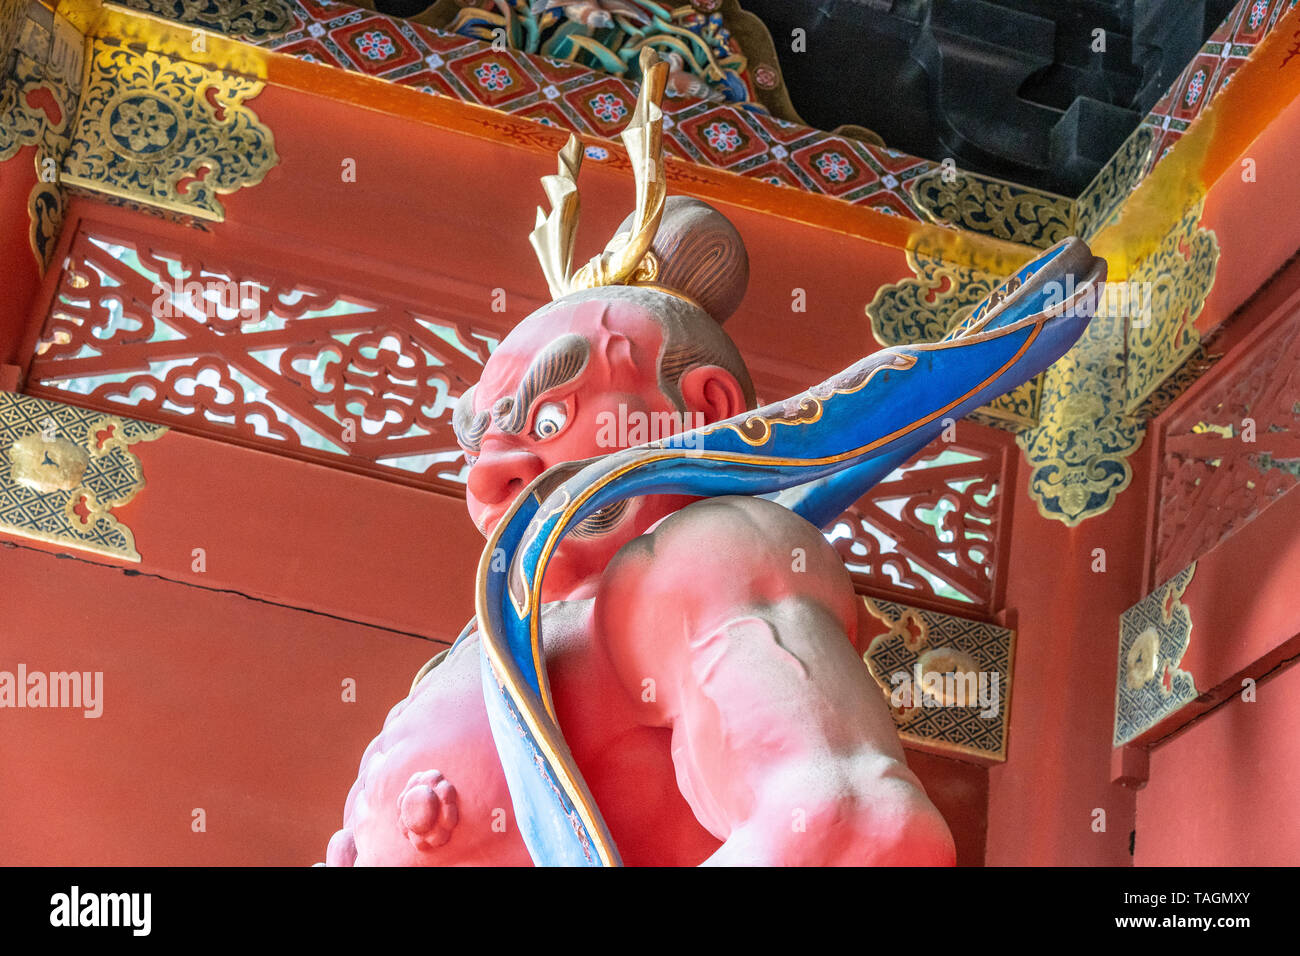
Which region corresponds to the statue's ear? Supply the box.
[678,365,748,425]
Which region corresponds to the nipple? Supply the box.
[398,769,460,851]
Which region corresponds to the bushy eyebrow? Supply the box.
[452,333,591,454]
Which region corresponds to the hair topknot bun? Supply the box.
[616,196,749,325]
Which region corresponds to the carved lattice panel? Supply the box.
[1154,306,1300,584]
[826,435,1009,615]
[27,222,501,493]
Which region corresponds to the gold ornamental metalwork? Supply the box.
[61,40,279,221]
[908,166,1075,251]
[1016,199,1218,525]
[1114,563,1197,746]
[1015,310,1143,526]
[0,392,167,562]
[1075,125,1158,241]
[860,596,1015,763]
[530,47,671,301]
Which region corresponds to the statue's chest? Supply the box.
[482,598,641,752]
[361,598,706,865]
[351,599,626,864]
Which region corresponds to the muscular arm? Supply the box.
[594,496,955,866]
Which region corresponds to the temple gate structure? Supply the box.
[1,0,1298,865]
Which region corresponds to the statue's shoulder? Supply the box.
[636,494,839,566]
[595,495,858,653]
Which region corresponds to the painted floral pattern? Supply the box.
[703,121,741,152]
[474,62,513,92]
[110,98,176,154]
[814,150,854,182]
[589,92,626,124]
[357,31,396,61]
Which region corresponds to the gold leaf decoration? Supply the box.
[1123,200,1219,412]
[1114,563,1197,746]
[1016,308,1144,526]
[1016,200,1217,525]
[1075,124,1157,241]
[61,41,278,221]
[0,393,167,562]
[908,166,1075,250]
[1,7,79,273]
[112,0,295,39]
[866,248,999,346]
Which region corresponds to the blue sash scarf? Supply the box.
[474,237,1106,865]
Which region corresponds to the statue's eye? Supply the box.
[532,401,568,440]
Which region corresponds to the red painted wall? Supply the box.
[1135,659,1300,866]
[0,542,436,866]
[906,751,987,867]
[983,455,1149,866]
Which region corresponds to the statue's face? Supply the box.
[456,294,701,596]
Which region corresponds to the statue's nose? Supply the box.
[468,444,546,505]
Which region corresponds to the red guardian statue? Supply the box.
[327,49,1104,866]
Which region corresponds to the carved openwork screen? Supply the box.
[1153,304,1300,585]
[826,438,1010,615]
[26,213,1010,616]
[27,217,496,496]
